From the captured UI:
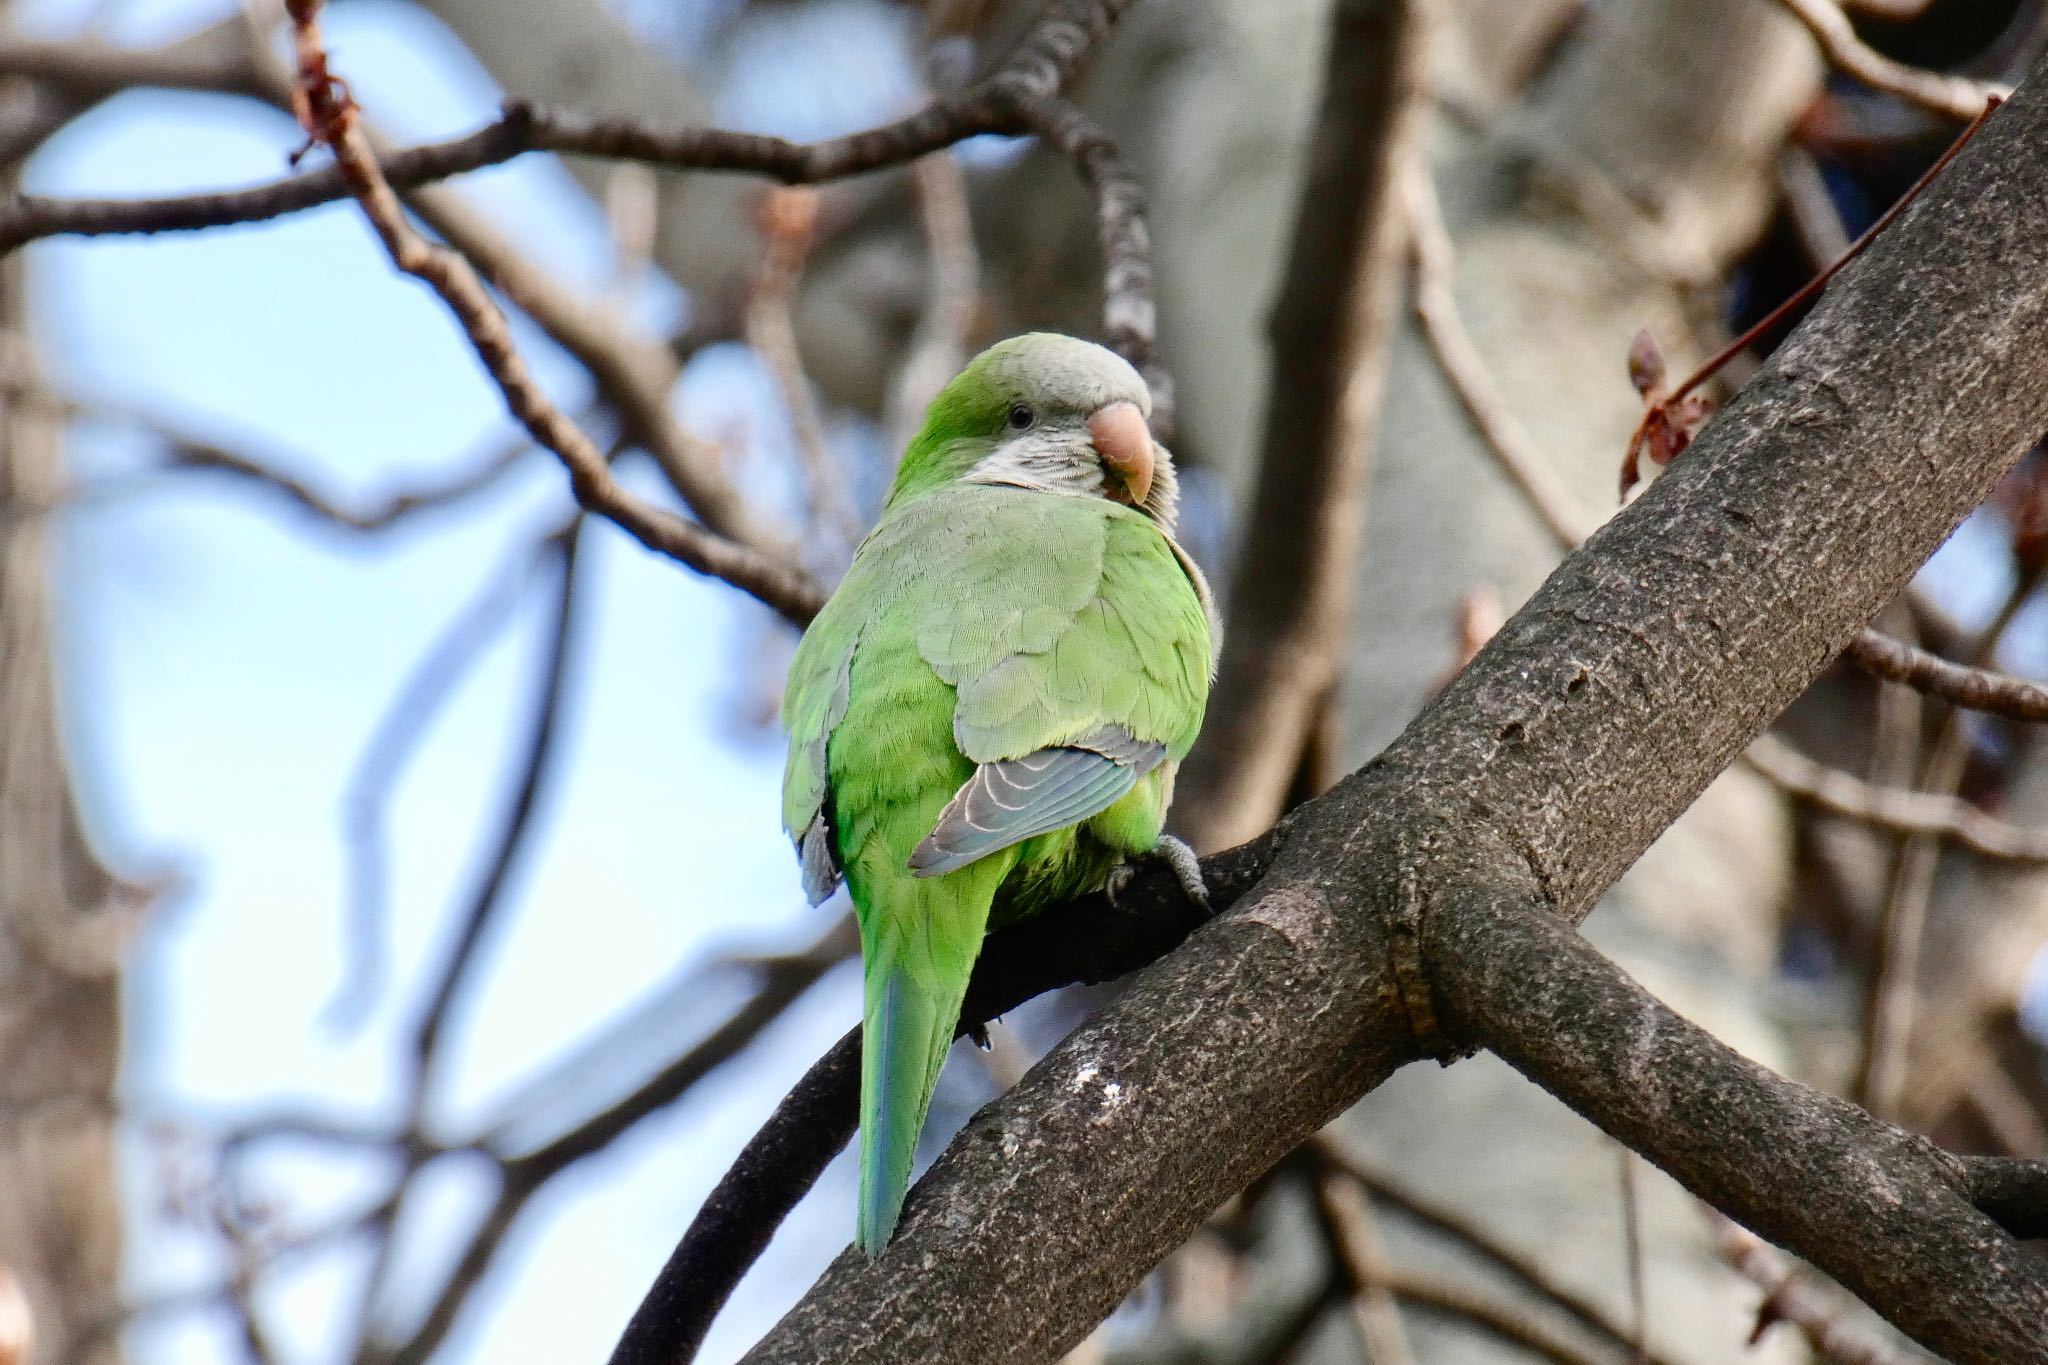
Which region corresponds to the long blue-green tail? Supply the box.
[854,868,996,1256]
[856,964,960,1254]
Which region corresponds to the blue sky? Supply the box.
[20,1,920,1360]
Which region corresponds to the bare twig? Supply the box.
[1707,1214,1918,1365]
[1859,570,2041,1118]
[1378,1272,1606,1365]
[1617,1145,1648,1364]
[1777,0,2010,119]
[1405,162,1597,553]
[1742,733,2048,862]
[1780,147,1854,270]
[1846,627,2048,723]
[400,520,583,1092]
[745,187,865,549]
[333,523,567,1024]
[1310,1136,1679,1365]
[1623,94,2002,495]
[365,918,857,1365]
[404,183,770,549]
[1007,94,1167,424]
[275,3,824,624]
[339,513,585,1351]
[0,29,265,101]
[1311,1169,1416,1365]
[165,431,525,534]
[887,152,981,454]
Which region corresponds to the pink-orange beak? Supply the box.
[1088,401,1154,507]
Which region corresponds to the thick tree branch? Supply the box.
[738,63,2048,1364]
[1435,890,2046,1358]
[608,832,1281,1365]
[1173,0,1436,850]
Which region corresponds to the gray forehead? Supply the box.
[983,335,1151,417]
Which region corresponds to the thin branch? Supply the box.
[886,151,981,454]
[1742,733,2048,862]
[470,918,857,1154]
[1777,0,2010,119]
[163,429,526,534]
[1309,1168,1415,1365]
[163,1,780,557]
[399,521,583,1090]
[0,28,266,101]
[1007,94,1168,426]
[395,180,766,548]
[362,920,855,1365]
[744,187,865,549]
[333,524,564,1025]
[1377,1271,1606,1365]
[1405,162,1596,554]
[1309,1136,1679,1365]
[273,6,824,623]
[1616,1145,1648,1365]
[1706,1214,1918,1365]
[340,515,585,1349]
[1859,570,2040,1117]
[0,0,1136,255]
[1845,626,2048,723]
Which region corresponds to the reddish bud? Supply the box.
[1626,329,1667,398]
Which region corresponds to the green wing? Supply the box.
[906,487,1209,871]
[782,483,1210,895]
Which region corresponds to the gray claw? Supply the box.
[1104,861,1137,907]
[1155,834,1211,913]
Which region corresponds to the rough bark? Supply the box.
[738,39,2048,1363]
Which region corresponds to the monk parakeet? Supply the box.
[780,332,1216,1254]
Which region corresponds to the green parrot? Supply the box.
[780,332,1216,1254]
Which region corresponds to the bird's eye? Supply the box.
[1006,404,1036,432]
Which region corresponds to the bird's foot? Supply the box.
[1105,835,1211,915]
[1104,861,1136,906]
[1154,834,1211,914]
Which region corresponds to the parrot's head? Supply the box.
[889,333,1182,530]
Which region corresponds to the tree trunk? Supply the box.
[0,124,130,1365]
